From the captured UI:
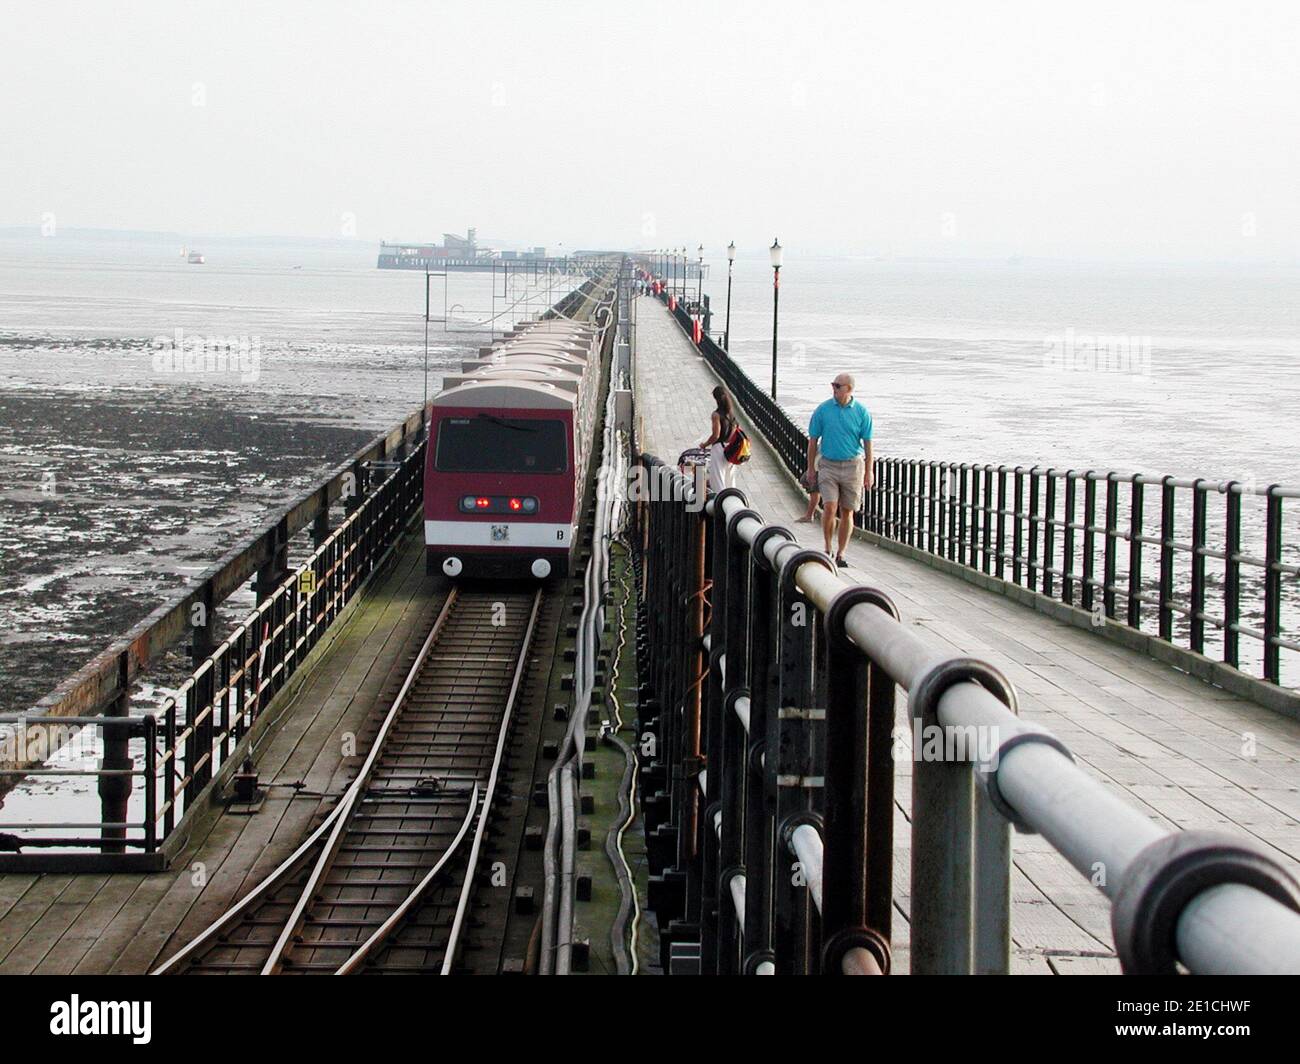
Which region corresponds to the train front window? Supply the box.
[435,416,568,473]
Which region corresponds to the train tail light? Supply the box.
[508,497,522,511]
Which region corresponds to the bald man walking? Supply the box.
[802,373,873,567]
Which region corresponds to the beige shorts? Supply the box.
[818,457,865,512]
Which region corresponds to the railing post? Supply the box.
[821,585,898,975]
[1082,471,1097,615]
[996,466,1008,579]
[718,497,758,973]
[700,490,746,972]
[164,701,177,838]
[981,465,994,574]
[772,547,832,973]
[1128,478,1145,630]
[191,583,217,664]
[947,464,958,563]
[909,663,975,974]
[1012,467,1025,585]
[1027,467,1040,590]
[99,651,133,854]
[1159,475,1176,642]
[907,461,918,546]
[254,516,290,607]
[926,461,937,553]
[958,463,969,567]
[741,525,791,973]
[1190,479,1208,655]
[1104,472,1119,619]
[681,495,708,931]
[143,713,158,854]
[1063,471,1077,605]
[1264,485,1282,683]
[1044,469,1056,597]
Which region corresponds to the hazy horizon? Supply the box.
[2,2,1298,263]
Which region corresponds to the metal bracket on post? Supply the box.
[750,524,794,574]
[1111,830,1300,974]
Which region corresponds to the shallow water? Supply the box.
[0,234,583,715]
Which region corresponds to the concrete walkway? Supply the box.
[632,294,1300,974]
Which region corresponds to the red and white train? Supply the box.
[424,313,608,580]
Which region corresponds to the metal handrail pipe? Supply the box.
[713,481,1300,972]
[790,823,824,914]
[998,740,1300,972]
[1176,884,1300,975]
[729,871,746,926]
[996,739,1165,889]
[842,946,885,975]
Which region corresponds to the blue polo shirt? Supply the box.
[809,396,872,460]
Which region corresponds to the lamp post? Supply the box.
[697,244,704,307]
[724,241,735,350]
[769,237,782,399]
[678,247,685,301]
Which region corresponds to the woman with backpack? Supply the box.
[699,385,741,493]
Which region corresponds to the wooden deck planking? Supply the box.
[0,528,442,974]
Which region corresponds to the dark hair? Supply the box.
[712,386,733,420]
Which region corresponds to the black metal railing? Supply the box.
[0,433,426,866]
[642,281,1298,692]
[631,456,1300,975]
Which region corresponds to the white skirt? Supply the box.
[707,443,735,493]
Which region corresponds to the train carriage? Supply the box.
[424,314,606,580]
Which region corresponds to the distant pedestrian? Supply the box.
[802,373,873,567]
[700,385,739,494]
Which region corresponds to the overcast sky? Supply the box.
[3,1,1297,260]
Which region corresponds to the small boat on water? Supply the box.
[187,251,205,264]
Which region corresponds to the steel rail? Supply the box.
[151,590,458,976]
[260,588,462,975]
[334,785,480,976]
[440,589,543,974]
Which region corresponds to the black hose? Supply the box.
[601,728,638,975]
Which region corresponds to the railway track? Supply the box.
[153,586,543,975]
